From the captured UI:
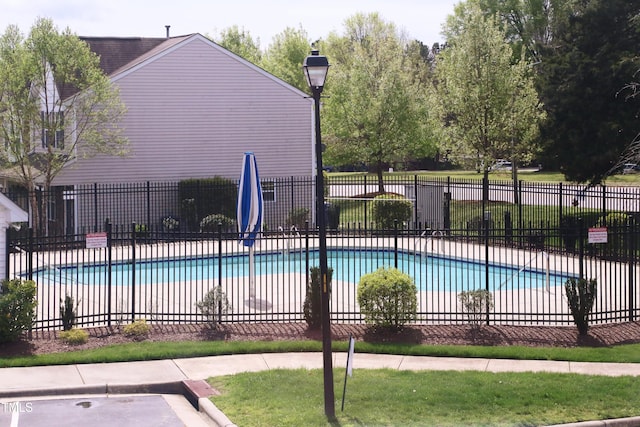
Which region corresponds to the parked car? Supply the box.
[489,160,512,171]
[622,163,640,174]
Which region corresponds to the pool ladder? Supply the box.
[415,230,444,258]
[278,225,301,256]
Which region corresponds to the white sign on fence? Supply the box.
[588,227,608,244]
[86,232,108,248]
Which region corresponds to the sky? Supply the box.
[0,0,459,48]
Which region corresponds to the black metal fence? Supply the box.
[8,215,640,330]
[8,175,640,234]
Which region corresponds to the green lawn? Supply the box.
[329,168,640,185]
[3,338,640,425]
[210,369,640,426]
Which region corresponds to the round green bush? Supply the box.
[371,194,412,229]
[357,267,417,329]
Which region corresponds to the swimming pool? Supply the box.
[33,249,569,292]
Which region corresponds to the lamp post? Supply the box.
[303,49,334,419]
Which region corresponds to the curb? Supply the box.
[199,397,237,427]
[0,381,183,399]
[546,417,640,427]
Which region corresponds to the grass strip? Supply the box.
[3,339,640,368]
[209,369,640,426]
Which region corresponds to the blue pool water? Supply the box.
[34,249,569,292]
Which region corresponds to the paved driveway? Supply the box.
[0,394,212,427]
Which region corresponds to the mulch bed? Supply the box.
[2,321,640,358]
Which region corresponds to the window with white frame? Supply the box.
[262,180,275,202]
[41,111,64,148]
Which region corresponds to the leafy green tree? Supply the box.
[537,0,640,183]
[322,13,437,192]
[469,0,579,62]
[431,3,544,191]
[261,26,310,92]
[213,25,262,64]
[0,19,127,234]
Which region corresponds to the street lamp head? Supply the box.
[303,49,330,93]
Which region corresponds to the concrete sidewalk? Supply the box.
[1,353,640,426]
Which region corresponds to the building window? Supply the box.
[41,111,64,148]
[47,192,56,222]
[262,180,275,202]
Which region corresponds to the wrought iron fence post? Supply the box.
[504,211,513,244]
[4,228,8,281]
[305,220,309,295]
[413,174,418,227]
[93,183,98,232]
[394,219,398,269]
[131,222,137,322]
[518,180,523,233]
[217,222,223,324]
[363,174,368,229]
[578,217,584,281]
[146,181,151,233]
[558,182,563,238]
[443,192,451,235]
[484,211,490,326]
[601,185,607,221]
[106,219,112,327]
[628,215,635,321]
[28,227,33,281]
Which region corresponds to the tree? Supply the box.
[261,26,311,92]
[537,0,640,183]
[431,2,544,199]
[213,25,262,64]
[0,19,127,234]
[322,13,437,192]
[473,0,579,63]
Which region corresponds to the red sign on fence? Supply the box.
[588,227,608,244]
[86,232,107,248]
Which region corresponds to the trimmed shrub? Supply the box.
[59,328,89,345]
[179,177,237,225]
[458,289,493,327]
[357,267,417,329]
[123,318,151,340]
[0,279,37,343]
[200,214,235,232]
[287,207,309,229]
[134,223,149,238]
[371,194,412,229]
[162,215,180,231]
[60,294,78,331]
[565,277,597,336]
[559,213,602,252]
[303,266,333,330]
[596,212,629,258]
[196,286,231,329]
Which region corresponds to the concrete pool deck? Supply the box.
[12,235,640,329]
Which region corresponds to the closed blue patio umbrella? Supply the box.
[237,152,263,299]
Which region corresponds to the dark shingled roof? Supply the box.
[80,37,168,76]
[60,36,190,99]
